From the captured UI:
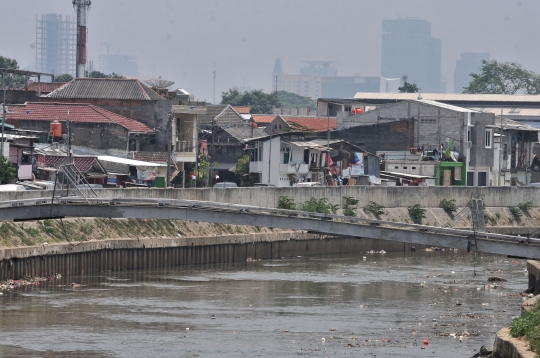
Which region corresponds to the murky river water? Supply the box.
[0,250,529,357]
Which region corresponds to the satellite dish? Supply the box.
[144,76,175,89]
[417,93,423,100]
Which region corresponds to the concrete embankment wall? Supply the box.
[3,186,540,208]
[0,234,416,279]
[492,260,540,358]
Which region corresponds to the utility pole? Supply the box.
[213,63,216,104]
[1,72,6,158]
[327,108,330,151]
[194,121,199,188]
[498,109,503,186]
[166,112,173,187]
[267,124,273,185]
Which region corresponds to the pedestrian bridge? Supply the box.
[1,197,539,259]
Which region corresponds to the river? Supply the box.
[0,249,528,357]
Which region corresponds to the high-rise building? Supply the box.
[381,18,444,93]
[98,54,139,76]
[454,52,490,93]
[36,14,76,76]
[300,61,337,77]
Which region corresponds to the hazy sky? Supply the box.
[1,0,539,102]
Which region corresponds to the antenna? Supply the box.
[73,0,91,78]
[213,63,216,104]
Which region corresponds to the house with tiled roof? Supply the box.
[197,104,245,128]
[264,115,337,135]
[252,115,276,126]
[39,78,171,144]
[6,102,155,157]
[35,153,107,185]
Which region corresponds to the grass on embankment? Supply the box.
[510,300,540,357]
[0,218,283,248]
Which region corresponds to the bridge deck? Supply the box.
[1,197,539,259]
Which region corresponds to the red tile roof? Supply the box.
[6,102,154,133]
[252,115,276,124]
[281,116,337,133]
[39,155,99,172]
[19,82,69,93]
[131,152,168,164]
[233,106,251,114]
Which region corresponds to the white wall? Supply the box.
[261,137,282,186]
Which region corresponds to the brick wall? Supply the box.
[19,120,128,151]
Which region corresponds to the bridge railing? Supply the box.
[2,196,538,246]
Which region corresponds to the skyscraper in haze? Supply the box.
[454,52,490,93]
[36,14,76,76]
[381,18,444,93]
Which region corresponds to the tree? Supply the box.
[235,154,253,187]
[88,71,125,79]
[54,73,73,82]
[398,82,420,93]
[277,91,316,108]
[0,157,16,184]
[221,89,281,114]
[463,59,540,95]
[0,56,25,88]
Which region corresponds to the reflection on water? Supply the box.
[0,250,528,357]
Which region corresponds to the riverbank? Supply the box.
[491,260,540,358]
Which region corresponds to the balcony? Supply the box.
[175,140,193,153]
[250,161,264,173]
[280,163,309,174]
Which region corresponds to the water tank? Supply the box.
[50,120,62,138]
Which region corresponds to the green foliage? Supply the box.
[508,206,523,222]
[221,88,281,114]
[439,198,458,215]
[463,59,540,95]
[54,73,73,82]
[0,156,16,184]
[363,201,386,217]
[0,56,25,88]
[518,201,533,214]
[299,197,332,214]
[88,71,125,79]
[196,151,218,186]
[235,155,252,187]
[343,206,356,217]
[276,90,316,109]
[408,204,426,224]
[510,300,540,355]
[484,213,497,226]
[398,81,419,93]
[343,196,359,206]
[277,196,296,210]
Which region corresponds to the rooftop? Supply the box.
[281,116,337,133]
[352,92,540,104]
[233,106,251,114]
[252,115,276,124]
[44,78,165,101]
[6,102,154,133]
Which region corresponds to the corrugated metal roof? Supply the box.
[498,117,539,132]
[283,139,341,149]
[353,92,540,103]
[416,100,479,113]
[97,155,167,167]
[6,102,154,133]
[44,78,165,101]
[222,126,267,141]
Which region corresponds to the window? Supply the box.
[403,166,408,169]
[485,129,492,148]
[394,166,399,169]
[412,166,416,170]
[478,172,487,186]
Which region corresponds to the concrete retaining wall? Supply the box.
[493,328,535,358]
[4,186,540,208]
[0,234,417,279]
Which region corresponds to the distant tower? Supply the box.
[272,58,283,92]
[36,14,76,76]
[381,18,443,93]
[73,0,91,78]
[454,52,490,93]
